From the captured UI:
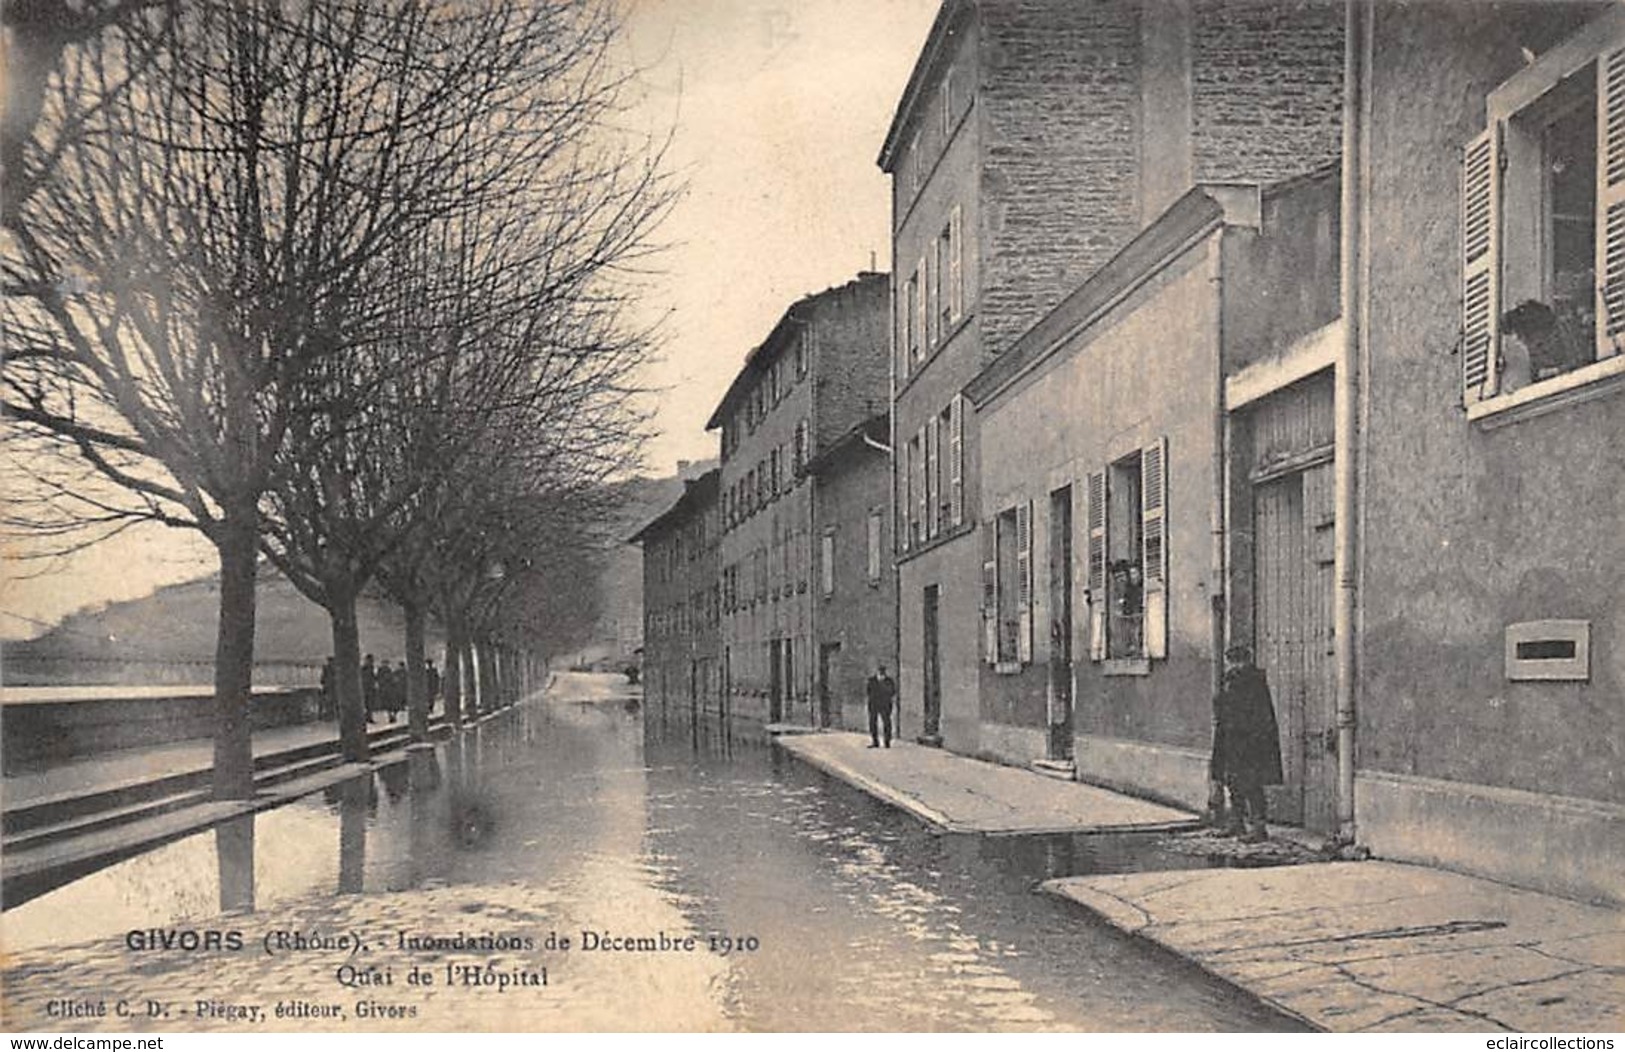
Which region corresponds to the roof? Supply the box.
[803,412,890,477]
[964,165,1339,409]
[626,468,720,545]
[704,272,888,431]
[877,0,971,172]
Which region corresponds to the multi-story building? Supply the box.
[1345,0,1622,904]
[878,0,1342,752]
[709,273,890,727]
[630,468,721,725]
[805,412,895,731]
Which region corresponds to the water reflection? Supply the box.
[215,814,255,914]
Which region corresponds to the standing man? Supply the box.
[425,658,441,712]
[361,654,379,724]
[1209,644,1284,842]
[865,663,897,749]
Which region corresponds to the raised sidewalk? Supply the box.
[776,731,1625,1033]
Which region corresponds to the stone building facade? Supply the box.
[806,412,896,732]
[709,273,890,727]
[630,469,721,725]
[879,0,1343,754]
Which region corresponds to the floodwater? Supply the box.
[3,672,1304,1031]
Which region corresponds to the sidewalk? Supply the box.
[777,731,1625,1033]
[1044,864,1625,1032]
[775,731,1195,834]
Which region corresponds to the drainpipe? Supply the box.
[1333,0,1370,849]
[1209,240,1227,780]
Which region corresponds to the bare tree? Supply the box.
[2,1,646,797]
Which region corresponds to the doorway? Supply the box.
[818,642,840,728]
[1252,461,1336,831]
[1048,485,1074,761]
[922,585,941,742]
[767,639,783,723]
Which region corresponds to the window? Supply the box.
[906,266,922,366]
[936,224,952,340]
[796,330,809,378]
[866,508,883,583]
[1084,438,1168,663]
[770,447,781,498]
[899,439,914,552]
[925,413,940,539]
[983,502,1032,667]
[910,131,922,194]
[940,69,954,139]
[820,530,835,597]
[948,205,964,324]
[912,428,927,544]
[1464,13,1625,415]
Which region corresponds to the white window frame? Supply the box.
[1466,8,1625,425]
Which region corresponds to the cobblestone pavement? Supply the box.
[1043,861,1625,1032]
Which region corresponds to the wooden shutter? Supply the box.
[929,236,941,347]
[981,520,998,665]
[1461,125,1500,402]
[949,204,964,322]
[897,277,910,381]
[948,396,963,526]
[926,414,940,537]
[1599,45,1625,359]
[915,426,928,544]
[914,258,927,361]
[1141,437,1169,660]
[1086,469,1107,662]
[899,442,912,552]
[1016,500,1033,664]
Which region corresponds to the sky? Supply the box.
[0,0,938,639]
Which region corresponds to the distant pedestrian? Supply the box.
[1209,644,1284,842]
[361,654,378,724]
[384,662,405,723]
[865,663,897,749]
[319,657,337,720]
[425,659,441,707]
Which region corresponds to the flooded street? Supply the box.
[4,673,1303,1031]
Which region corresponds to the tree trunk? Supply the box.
[444,625,465,727]
[328,583,370,763]
[212,517,258,800]
[404,600,429,743]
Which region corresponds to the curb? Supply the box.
[1037,878,1326,1032]
[773,738,961,832]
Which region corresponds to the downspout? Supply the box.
[1333,0,1370,849]
[1209,235,1228,812]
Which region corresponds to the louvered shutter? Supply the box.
[981,520,998,665]
[897,278,910,381]
[914,258,927,361]
[915,426,928,544]
[949,204,964,322]
[1599,45,1625,359]
[948,396,963,526]
[926,414,940,537]
[1461,125,1500,402]
[1141,437,1169,660]
[1016,501,1033,664]
[899,443,912,552]
[1086,470,1107,662]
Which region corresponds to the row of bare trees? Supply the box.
[3,0,670,797]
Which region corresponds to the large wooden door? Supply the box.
[1252,461,1336,831]
[1047,486,1074,761]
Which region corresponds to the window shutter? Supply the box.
[981,520,998,665]
[1141,437,1169,660]
[949,204,964,322]
[1598,46,1625,359]
[926,414,940,537]
[897,278,910,381]
[1086,469,1107,662]
[948,396,963,526]
[1461,125,1500,402]
[1016,500,1033,664]
[915,258,927,359]
[899,443,912,552]
[929,237,941,347]
[915,426,928,544]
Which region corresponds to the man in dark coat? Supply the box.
[865,664,898,749]
[1210,644,1284,842]
[361,654,379,724]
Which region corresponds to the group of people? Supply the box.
[857,647,1284,846]
[318,655,442,724]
